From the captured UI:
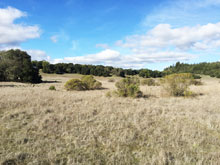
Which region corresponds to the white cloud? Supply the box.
[118,23,220,51]
[51,49,194,69]
[26,50,50,61]
[0,6,40,48]
[52,23,218,68]
[50,35,58,43]
[52,49,120,64]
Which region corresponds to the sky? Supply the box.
[1,0,220,70]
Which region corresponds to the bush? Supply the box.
[81,75,102,89]
[64,76,102,91]
[114,77,142,98]
[141,78,157,86]
[49,85,56,90]
[161,73,193,97]
[64,79,87,91]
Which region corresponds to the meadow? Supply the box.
[1,73,220,164]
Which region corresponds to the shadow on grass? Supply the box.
[42,80,61,84]
[96,87,109,90]
[0,85,17,87]
[141,94,157,99]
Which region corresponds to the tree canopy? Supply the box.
[0,49,42,83]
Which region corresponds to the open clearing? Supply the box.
[1,74,220,164]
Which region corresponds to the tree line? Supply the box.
[1,49,220,84]
[32,61,163,78]
[164,62,220,78]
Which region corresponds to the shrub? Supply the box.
[114,77,142,98]
[64,76,102,91]
[64,79,87,91]
[161,73,193,97]
[81,75,102,89]
[49,85,56,90]
[141,78,157,86]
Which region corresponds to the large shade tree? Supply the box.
[0,49,42,83]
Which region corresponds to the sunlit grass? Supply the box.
[1,74,220,164]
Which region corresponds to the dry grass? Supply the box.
[1,74,220,164]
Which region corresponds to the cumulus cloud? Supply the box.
[52,49,120,64]
[0,6,40,48]
[118,23,220,51]
[26,50,50,61]
[52,23,220,68]
[51,49,194,69]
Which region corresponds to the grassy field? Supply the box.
[1,74,220,164]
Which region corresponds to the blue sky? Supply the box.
[1,0,220,70]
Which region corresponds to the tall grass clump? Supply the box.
[114,77,142,98]
[161,73,194,97]
[64,75,102,91]
[141,78,157,86]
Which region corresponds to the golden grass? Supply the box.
[1,74,220,164]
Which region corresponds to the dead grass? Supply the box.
[1,74,220,164]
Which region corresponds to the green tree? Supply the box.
[139,69,150,78]
[0,49,41,83]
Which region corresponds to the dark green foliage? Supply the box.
[139,69,163,78]
[114,77,142,98]
[33,60,163,78]
[192,74,201,79]
[112,68,125,77]
[124,69,139,76]
[0,49,42,83]
[42,61,52,73]
[164,61,220,78]
[29,59,220,79]
[139,69,150,78]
